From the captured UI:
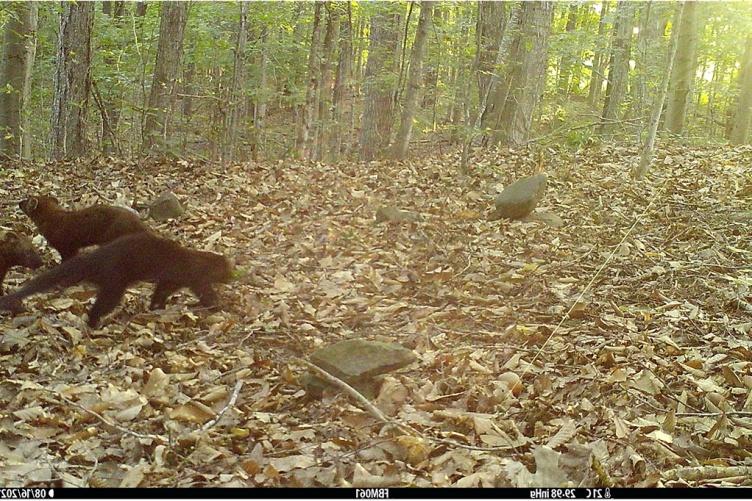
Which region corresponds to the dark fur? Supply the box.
[0,233,233,328]
[19,195,149,261]
[0,231,43,294]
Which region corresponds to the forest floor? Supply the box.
[1,143,752,488]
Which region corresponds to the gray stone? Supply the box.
[149,191,184,221]
[375,206,422,224]
[491,174,547,220]
[305,339,417,398]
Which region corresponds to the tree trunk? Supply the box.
[296,2,323,160]
[251,30,269,161]
[359,5,401,161]
[599,1,634,135]
[494,1,553,146]
[631,2,661,120]
[143,1,188,153]
[693,55,708,124]
[394,2,415,108]
[100,1,125,155]
[392,1,434,159]
[476,1,506,103]
[448,4,471,128]
[730,35,752,145]
[223,1,249,162]
[135,2,147,18]
[588,0,609,107]
[422,4,440,117]
[557,4,579,95]
[709,59,723,136]
[461,3,520,169]
[353,16,366,96]
[50,1,94,160]
[665,1,700,134]
[331,2,353,160]
[445,64,457,123]
[133,0,148,153]
[316,4,341,161]
[181,62,195,155]
[0,1,38,158]
[209,65,225,159]
[634,3,683,179]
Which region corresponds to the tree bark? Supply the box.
[296,2,323,160]
[143,1,188,153]
[494,1,553,146]
[251,30,269,161]
[394,2,414,108]
[665,1,700,134]
[359,5,401,161]
[557,4,579,96]
[476,1,506,103]
[135,2,147,18]
[100,1,125,155]
[599,1,634,135]
[133,0,148,154]
[480,4,520,133]
[180,62,195,155]
[353,16,366,96]
[392,1,434,159]
[0,1,38,158]
[588,0,609,107]
[461,3,520,170]
[317,3,341,161]
[634,3,683,179]
[223,1,249,162]
[331,2,353,160]
[631,2,662,120]
[424,5,442,129]
[730,35,752,145]
[50,1,94,160]
[447,4,471,127]
[709,58,723,135]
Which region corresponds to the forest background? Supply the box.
[1,1,751,163]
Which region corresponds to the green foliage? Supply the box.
[10,0,752,160]
[564,127,594,150]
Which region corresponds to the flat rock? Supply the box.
[149,191,184,221]
[306,339,416,398]
[491,174,547,220]
[311,339,416,379]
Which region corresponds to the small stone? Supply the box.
[491,174,547,220]
[149,191,184,222]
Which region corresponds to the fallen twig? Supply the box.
[201,379,244,431]
[45,389,165,442]
[296,358,522,453]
